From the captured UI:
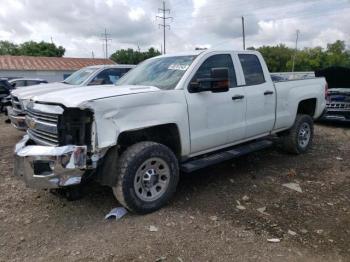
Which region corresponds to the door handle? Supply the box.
[264,90,274,95]
[232,95,245,100]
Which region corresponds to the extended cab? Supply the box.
[8,64,135,130]
[14,50,327,213]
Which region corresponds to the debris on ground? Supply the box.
[105,207,128,220]
[149,225,159,232]
[209,215,218,221]
[336,157,343,161]
[288,230,297,236]
[236,200,246,210]
[287,169,297,178]
[316,229,324,235]
[267,238,281,243]
[282,183,303,193]
[257,207,269,216]
[242,195,250,202]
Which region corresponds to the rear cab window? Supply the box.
[238,54,265,86]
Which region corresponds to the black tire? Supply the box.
[113,142,179,214]
[280,114,314,154]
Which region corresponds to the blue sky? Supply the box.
[0,0,349,57]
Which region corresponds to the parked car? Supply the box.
[316,66,350,122]
[9,78,48,88]
[8,64,135,130]
[0,79,14,113]
[14,50,327,213]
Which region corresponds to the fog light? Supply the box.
[33,160,54,175]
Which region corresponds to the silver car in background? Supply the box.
[8,64,135,130]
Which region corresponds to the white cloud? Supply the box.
[129,7,146,21]
[0,0,348,57]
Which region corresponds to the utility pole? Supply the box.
[92,51,95,59]
[101,28,112,59]
[291,29,300,74]
[156,1,173,54]
[242,16,246,50]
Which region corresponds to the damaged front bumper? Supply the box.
[7,106,27,130]
[14,135,88,189]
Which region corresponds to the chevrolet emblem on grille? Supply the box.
[26,116,36,129]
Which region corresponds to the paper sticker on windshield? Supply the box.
[168,64,190,71]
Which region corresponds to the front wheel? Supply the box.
[113,142,179,214]
[280,114,314,154]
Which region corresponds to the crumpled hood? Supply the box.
[11,82,73,100]
[33,85,160,107]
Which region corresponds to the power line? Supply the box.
[101,28,112,59]
[156,1,173,54]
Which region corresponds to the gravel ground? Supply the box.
[0,115,349,262]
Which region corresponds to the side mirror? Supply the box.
[189,67,230,93]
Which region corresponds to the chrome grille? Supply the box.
[26,107,60,146]
[327,102,350,110]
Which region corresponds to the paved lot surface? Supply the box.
[0,115,349,262]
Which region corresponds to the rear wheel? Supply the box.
[280,114,314,154]
[113,142,179,214]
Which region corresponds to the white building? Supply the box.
[0,55,116,82]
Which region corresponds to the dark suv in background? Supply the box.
[0,79,14,113]
[316,67,350,122]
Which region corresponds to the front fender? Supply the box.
[84,90,190,157]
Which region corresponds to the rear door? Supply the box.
[238,53,276,138]
[185,53,246,154]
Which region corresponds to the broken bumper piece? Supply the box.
[14,135,87,189]
[7,106,27,130]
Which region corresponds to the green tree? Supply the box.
[18,41,65,57]
[110,47,161,64]
[324,40,350,67]
[0,40,65,57]
[0,41,19,55]
[250,40,350,72]
[249,44,294,72]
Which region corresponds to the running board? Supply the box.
[181,140,273,173]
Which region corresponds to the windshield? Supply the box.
[116,55,196,90]
[63,67,98,85]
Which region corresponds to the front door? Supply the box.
[185,53,246,155]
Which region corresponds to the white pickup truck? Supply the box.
[8,64,135,130]
[14,50,327,213]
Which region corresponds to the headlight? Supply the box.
[21,99,30,110]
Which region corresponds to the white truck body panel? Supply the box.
[20,50,326,159]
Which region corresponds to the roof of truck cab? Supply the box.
[157,49,259,58]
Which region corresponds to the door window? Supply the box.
[190,54,237,90]
[238,54,265,86]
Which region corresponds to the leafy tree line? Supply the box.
[248,40,350,72]
[0,40,65,57]
[110,47,161,64]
